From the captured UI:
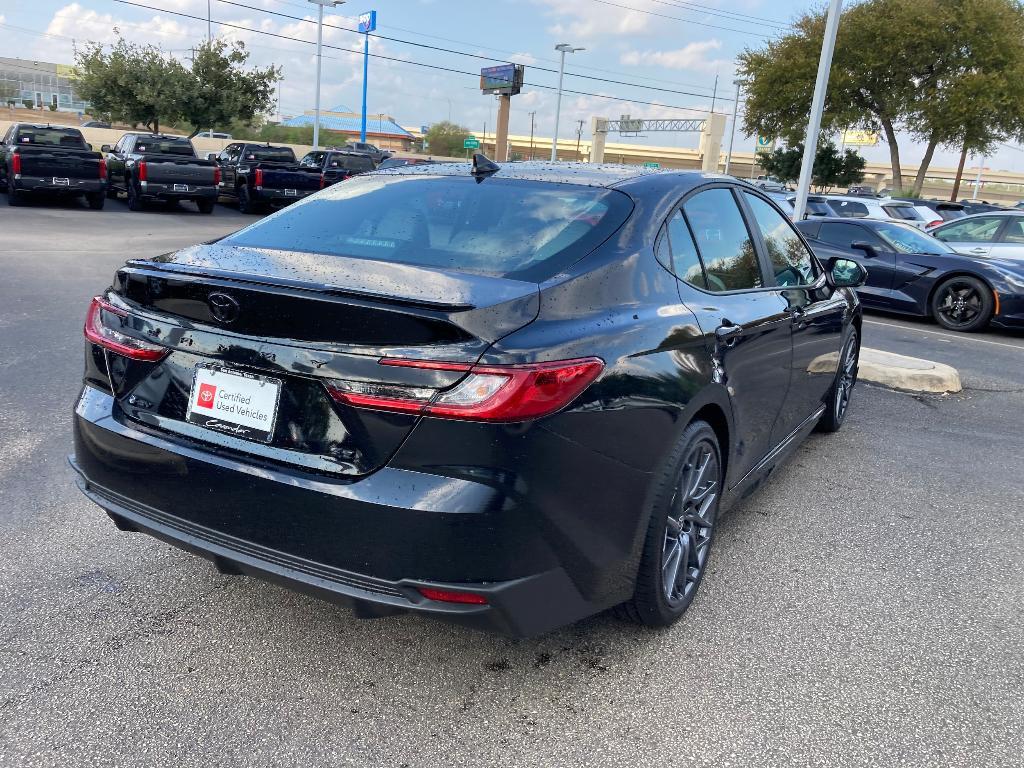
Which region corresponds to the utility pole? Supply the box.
[551,43,584,161]
[724,79,742,175]
[973,158,985,199]
[793,0,843,221]
[575,119,584,161]
[308,0,344,150]
[710,73,718,113]
[528,111,536,160]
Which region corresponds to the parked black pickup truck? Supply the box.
[298,149,375,187]
[0,124,107,208]
[102,133,219,213]
[210,143,322,214]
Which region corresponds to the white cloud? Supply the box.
[530,0,653,41]
[620,40,731,73]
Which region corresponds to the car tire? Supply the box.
[930,275,993,332]
[237,185,255,214]
[816,328,859,433]
[196,199,215,214]
[127,181,143,211]
[617,419,723,627]
[7,185,23,206]
[86,191,105,210]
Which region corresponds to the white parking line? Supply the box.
[864,319,1024,351]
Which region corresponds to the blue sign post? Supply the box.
[358,10,376,143]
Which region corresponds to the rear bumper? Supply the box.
[14,176,104,195]
[71,386,633,637]
[254,187,317,206]
[140,181,217,201]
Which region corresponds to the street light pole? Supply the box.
[793,0,842,221]
[551,43,584,162]
[528,111,536,160]
[308,0,343,151]
[207,0,212,43]
[724,78,743,176]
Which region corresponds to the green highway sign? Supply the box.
[464,137,481,149]
[642,162,660,169]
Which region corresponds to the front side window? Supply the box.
[224,176,633,282]
[933,216,1003,243]
[744,193,816,286]
[682,188,762,292]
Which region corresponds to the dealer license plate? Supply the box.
[284,188,297,196]
[185,365,282,443]
[52,177,69,186]
[173,183,189,192]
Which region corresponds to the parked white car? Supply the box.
[930,211,1024,259]
[823,195,929,229]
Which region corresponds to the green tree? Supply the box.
[424,121,470,158]
[738,0,1024,194]
[183,39,281,139]
[757,141,865,192]
[75,35,191,134]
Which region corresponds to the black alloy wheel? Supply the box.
[238,185,255,214]
[931,276,993,332]
[618,420,722,626]
[817,328,859,433]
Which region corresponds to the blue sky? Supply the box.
[3,0,1022,173]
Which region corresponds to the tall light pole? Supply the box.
[358,10,377,143]
[793,0,842,221]
[551,43,584,162]
[309,0,343,150]
[207,1,212,42]
[724,78,743,176]
[528,111,536,160]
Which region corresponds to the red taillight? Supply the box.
[927,219,942,229]
[98,160,107,180]
[319,172,326,189]
[416,587,488,605]
[137,161,147,182]
[11,153,21,175]
[325,357,604,422]
[254,168,263,187]
[84,296,167,361]
[213,166,221,186]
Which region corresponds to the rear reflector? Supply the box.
[416,587,488,605]
[325,357,604,422]
[84,296,168,361]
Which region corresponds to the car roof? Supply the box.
[796,216,911,230]
[944,210,1024,220]
[126,133,188,139]
[14,123,81,131]
[371,160,724,190]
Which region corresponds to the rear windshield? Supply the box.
[883,204,922,220]
[14,127,86,147]
[243,147,296,162]
[330,154,374,172]
[135,137,195,156]
[224,175,633,281]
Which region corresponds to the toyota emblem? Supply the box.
[207,292,241,324]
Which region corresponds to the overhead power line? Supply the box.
[586,0,783,37]
[650,0,792,30]
[109,0,726,113]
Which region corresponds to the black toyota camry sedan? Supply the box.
[796,217,1024,332]
[71,159,866,637]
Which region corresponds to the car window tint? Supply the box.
[883,204,921,220]
[830,200,869,218]
[666,211,707,288]
[934,216,1003,242]
[682,188,762,291]
[224,176,634,282]
[1002,219,1024,243]
[818,222,874,249]
[744,193,815,286]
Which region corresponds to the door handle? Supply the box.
[969,247,988,254]
[715,322,743,347]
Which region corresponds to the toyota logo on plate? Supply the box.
[207,292,241,324]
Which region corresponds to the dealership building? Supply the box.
[281,105,415,151]
[0,57,90,112]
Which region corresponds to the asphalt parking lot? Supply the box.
[1,199,1021,767]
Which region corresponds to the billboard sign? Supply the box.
[842,129,878,146]
[358,10,377,33]
[480,64,524,96]
[756,135,774,150]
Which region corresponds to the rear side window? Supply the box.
[933,216,1003,243]
[744,193,816,286]
[682,188,762,291]
[224,176,633,282]
[1002,219,1024,244]
[665,211,707,288]
[883,204,921,221]
[830,200,869,218]
[818,222,877,250]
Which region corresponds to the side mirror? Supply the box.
[850,240,879,258]
[100,144,112,153]
[86,143,93,151]
[827,257,868,288]
[207,153,218,161]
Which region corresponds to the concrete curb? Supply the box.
[808,347,962,394]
